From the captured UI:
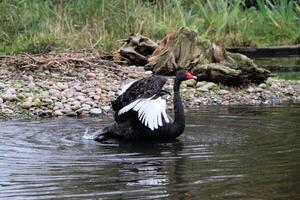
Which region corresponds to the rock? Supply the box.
[73,84,82,91]
[39,91,50,99]
[2,108,14,114]
[56,82,68,90]
[102,106,111,112]
[54,102,63,109]
[21,101,32,109]
[198,82,216,92]
[71,104,81,111]
[218,89,229,95]
[66,110,77,117]
[64,88,76,98]
[67,97,76,103]
[93,95,101,100]
[0,82,6,89]
[53,110,63,116]
[144,71,153,75]
[253,88,263,92]
[259,83,267,89]
[108,91,115,98]
[82,104,91,111]
[28,81,35,89]
[86,72,96,78]
[0,97,3,105]
[76,95,85,102]
[17,93,26,99]
[90,108,102,115]
[185,79,197,87]
[95,88,102,94]
[2,88,18,101]
[49,89,60,97]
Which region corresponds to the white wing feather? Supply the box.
[119,80,137,95]
[118,96,169,131]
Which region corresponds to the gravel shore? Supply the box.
[0,63,299,119]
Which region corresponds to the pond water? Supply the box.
[1,105,300,199]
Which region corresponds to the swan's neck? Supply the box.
[173,79,185,128]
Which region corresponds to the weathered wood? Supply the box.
[117,34,158,65]
[145,28,271,85]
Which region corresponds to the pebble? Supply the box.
[53,110,63,116]
[102,106,111,112]
[185,79,197,87]
[0,63,299,119]
[0,82,6,89]
[144,71,153,75]
[218,89,229,95]
[90,108,102,115]
[21,101,33,109]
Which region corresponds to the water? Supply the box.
[0,105,300,200]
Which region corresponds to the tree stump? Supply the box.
[145,28,271,85]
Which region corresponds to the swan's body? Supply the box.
[94,71,196,142]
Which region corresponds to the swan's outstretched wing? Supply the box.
[118,80,137,95]
[112,75,167,123]
[117,93,170,130]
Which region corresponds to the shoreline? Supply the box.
[1,61,300,120]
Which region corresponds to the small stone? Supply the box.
[53,110,63,116]
[2,93,18,101]
[2,108,14,114]
[0,82,5,89]
[56,82,68,90]
[218,89,229,95]
[253,88,263,92]
[144,71,152,75]
[102,106,111,112]
[71,104,81,111]
[259,83,267,89]
[108,91,115,98]
[49,89,60,96]
[28,81,35,89]
[95,88,102,94]
[64,88,76,98]
[185,79,197,87]
[247,87,255,93]
[0,97,3,105]
[90,108,102,115]
[66,111,77,117]
[196,81,207,88]
[86,72,96,78]
[21,101,32,109]
[73,85,82,91]
[93,95,100,100]
[76,95,85,102]
[82,104,91,111]
[39,91,50,99]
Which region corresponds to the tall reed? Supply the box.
[0,0,299,54]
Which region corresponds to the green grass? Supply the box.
[1,0,300,54]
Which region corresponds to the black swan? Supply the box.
[93,71,197,142]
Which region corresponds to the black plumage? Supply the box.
[93,71,197,142]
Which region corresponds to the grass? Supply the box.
[1,0,300,54]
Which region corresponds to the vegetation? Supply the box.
[1,0,300,54]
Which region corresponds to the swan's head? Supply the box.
[176,70,197,82]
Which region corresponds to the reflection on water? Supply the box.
[0,105,300,199]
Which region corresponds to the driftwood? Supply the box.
[117,34,158,65]
[0,51,120,71]
[144,28,271,85]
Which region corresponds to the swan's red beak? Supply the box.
[184,72,197,80]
